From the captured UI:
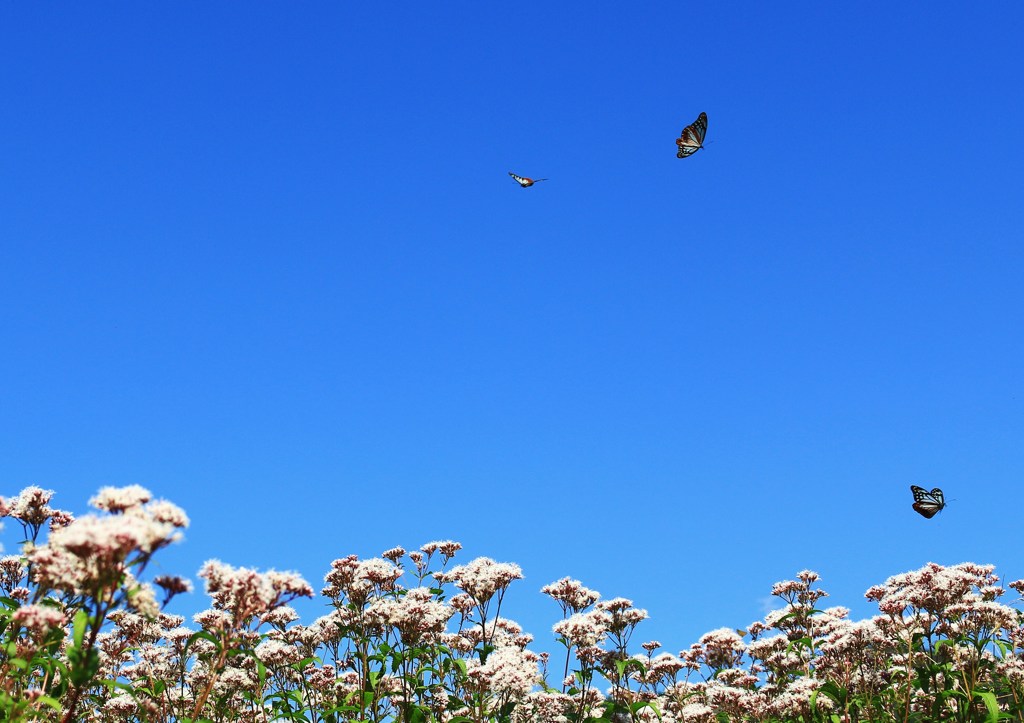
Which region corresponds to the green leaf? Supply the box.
[615,657,646,677]
[33,694,62,712]
[184,629,221,656]
[71,608,89,649]
[974,691,1002,723]
[632,700,660,719]
[255,655,267,689]
[65,611,101,687]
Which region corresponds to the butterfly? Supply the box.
[676,112,708,158]
[910,485,946,519]
[509,172,548,188]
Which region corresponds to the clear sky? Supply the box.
[2,2,1023,652]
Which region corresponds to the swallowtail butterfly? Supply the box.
[676,112,708,158]
[509,172,548,188]
[910,485,946,519]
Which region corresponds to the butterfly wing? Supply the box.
[910,485,946,518]
[676,112,708,158]
[509,172,533,187]
[912,500,941,519]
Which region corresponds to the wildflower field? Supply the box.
[2,485,1022,722]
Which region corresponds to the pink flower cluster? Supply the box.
[6,485,1024,723]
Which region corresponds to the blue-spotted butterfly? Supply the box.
[509,172,548,188]
[910,485,946,519]
[676,112,708,158]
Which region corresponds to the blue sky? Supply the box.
[2,2,1023,651]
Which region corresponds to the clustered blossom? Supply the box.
[0,554,27,591]
[866,561,1002,618]
[199,560,313,626]
[511,691,574,723]
[11,603,66,634]
[254,638,301,666]
[367,585,455,643]
[553,609,611,648]
[90,485,153,513]
[464,644,543,697]
[154,573,192,605]
[8,484,1024,723]
[437,556,524,604]
[321,554,403,606]
[4,486,56,527]
[24,487,188,601]
[639,650,687,687]
[542,577,600,615]
[650,562,1024,722]
[695,627,747,670]
[596,597,648,650]
[421,539,463,561]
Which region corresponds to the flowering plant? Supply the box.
[3,485,1024,723]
